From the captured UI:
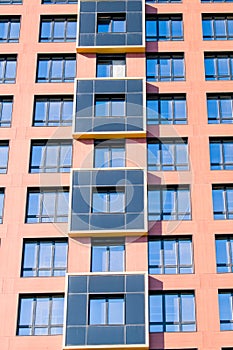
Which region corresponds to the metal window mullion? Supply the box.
[225,188,229,218]
[169,19,172,40]
[48,58,53,82]
[107,192,110,212]
[160,188,163,220]
[54,190,58,221]
[228,238,232,271]
[62,58,66,82]
[178,294,182,331]
[60,99,64,124]
[48,296,53,334]
[162,294,166,331]
[221,141,226,169]
[42,143,47,172]
[51,241,55,276]
[106,298,109,324]
[174,188,178,220]
[109,146,113,167]
[57,144,62,171]
[39,192,44,223]
[176,240,180,273]
[107,246,110,272]
[230,56,233,79]
[64,19,68,40]
[171,98,175,123]
[7,21,11,42]
[35,241,40,276]
[2,59,7,82]
[32,298,37,335]
[51,20,55,42]
[161,239,165,273]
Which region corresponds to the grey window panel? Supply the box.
[126,294,145,324]
[96,34,126,46]
[75,119,93,133]
[97,1,126,12]
[93,169,126,186]
[87,326,124,345]
[126,214,144,229]
[80,2,96,12]
[71,214,90,231]
[126,187,144,212]
[127,33,142,45]
[126,275,145,292]
[73,171,91,186]
[76,96,93,118]
[80,14,96,33]
[126,326,145,344]
[78,80,94,93]
[67,295,87,325]
[68,276,88,293]
[72,188,90,213]
[127,13,142,32]
[127,79,143,92]
[127,118,143,131]
[89,275,125,293]
[90,213,125,229]
[93,119,126,132]
[79,34,95,46]
[95,79,125,93]
[127,1,142,10]
[66,327,86,346]
[127,170,144,184]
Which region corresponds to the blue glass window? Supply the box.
[26,188,69,223]
[203,16,233,40]
[42,0,77,3]
[212,186,233,219]
[149,237,193,274]
[150,292,196,332]
[148,186,191,221]
[205,54,233,80]
[0,141,9,173]
[0,189,4,224]
[91,240,125,272]
[218,292,233,331]
[40,16,77,42]
[207,94,233,124]
[147,54,185,81]
[22,239,68,277]
[92,188,125,213]
[17,295,64,335]
[146,16,183,41]
[30,140,72,173]
[216,236,233,273]
[95,96,125,117]
[0,0,22,3]
[146,0,181,2]
[0,17,20,42]
[33,96,73,126]
[94,140,125,168]
[201,0,233,2]
[210,139,233,170]
[147,95,187,125]
[0,97,13,127]
[97,15,126,33]
[36,55,76,83]
[0,56,17,83]
[96,55,126,77]
[148,139,189,171]
[89,297,125,325]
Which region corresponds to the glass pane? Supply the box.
[95,147,110,167]
[216,239,228,266]
[63,100,73,121]
[49,101,61,121]
[207,99,219,120]
[31,145,43,171]
[221,98,232,118]
[60,144,72,168]
[173,58,184,77]
[146,20,157,39]
[27,193,40,216]
[57,191,69,216]
[172,19,183,38]
[0,145,8,170]
[159,19,169,39]
[218,58,230,77]
[210,142,222,167]
[149,240,162,269]
[161,99,172,121]
[160,58,171,78]
[227,189,233,212]
[42,192,56,217]
[23,242,37,270]
[215,19,226,37]
[90,299,106,324]
[5,60,16,79]
[109,245,124,271]
[97,62,110,77]
[41,21,52,40]
[108,299,124,324]
[54,241,67,268]
[112,19,125,33]
[176,143,188,167]
[92,246,108,272]
[10,21,20,40]
[179,240,192,266]
[219,293,232,321]
[181,294,195,322]
[202,19,213,38]
[35,298,49,325]
[165,294,179,322]
[164,240,177,265]
[212,189,225,213]
[38,60,49,80]
[51,59,63,79]
[177,190,190,214]
[205,58,215,78]
[223,142,233,165]
[92,192,108,212]
[109,192,125,212]
[148,143,160,169]
[161,143,174,167]
[54,21,65,40]
[0,22,8,40]
[150,295,163,322]
[39,242,52,269]
[148,190,161,218]
[147,99,159,121]
[64,59,75,79]
[1,101,12,122]
[45,145,59,169]
[67,20,77,39]
[19,298,33,325]
[95,100,109,117]
[51,297,64,324]
[174,99,186,119]
[111,147,125,167]
[111,100,125,116]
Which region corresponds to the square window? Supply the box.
[94,140,125,168]
[97,14,126,33]
[0,56,17,84]
[92,188,125,213]
[89,297,125,325]
[96,55,126,78]
[91,239,125,272]
[0,17,20,42]
[40,16,77,42]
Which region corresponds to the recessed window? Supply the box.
[0,141,9,173]
[92,188,125,213]
[212,185,233,219]
[0,56,17,84]
[146,15,183,41]
[207,94,233,124]
[203,15,233,40]
[0,97,13,127]
[148,139,189,171]
[219,291,233,330]
[216,236,233,273]
[147,94,187,125]
[150,292,196,332]
[42,0,77,3]
[205,54,233,80]
[29,140,72,173]
[210,139,233,170]
[26,188,69,223]
[40,16,77,42]
[148,186,191,221]
[97,14,126,33]
[96,55,126,77]
[94,140,125,168]
[146,0,181,2]
[36,55,76,83]
[95,95,125,117]
[201,0,233,2]
[149,237,193,274]
[21,239,68,277]
[147,54,185,81]
[0,0,22,3]
[33,96,73,126]
[91,239,125,272]
[0,17,20,42]
[89,297,125,325]
[17,295,64,335]
[0,189,4,224]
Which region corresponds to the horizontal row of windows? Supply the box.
[2,53,233,84]
[1,185,233,223]
[2,0,233,4]
[1,137,233,175]
[13,290,233,337]
[19,235,233,276]
[1,93,233,128]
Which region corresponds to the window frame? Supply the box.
[216,236,233,273]
[0,16,20,43]
[212,185,233,219]
[0,189,4,224]
[146,15,183,41]
[96,54,126,78]
[202,15,233,41]
[0,55,17,84]
[218,291,233,331]
[205,54,233,80]
[36,55,76,83]
[97,14,126,33]
[0,141,9,173]
[42,0,77,3]
[210,138,233,170]
[146,54,185,82]
[0,0,22,4]
[92,187,125,213]
[39,16,77,42]
[95,95,126,117]
[89,296,125,325]
[94,140,125,168]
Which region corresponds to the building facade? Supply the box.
[0,0,233,350]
